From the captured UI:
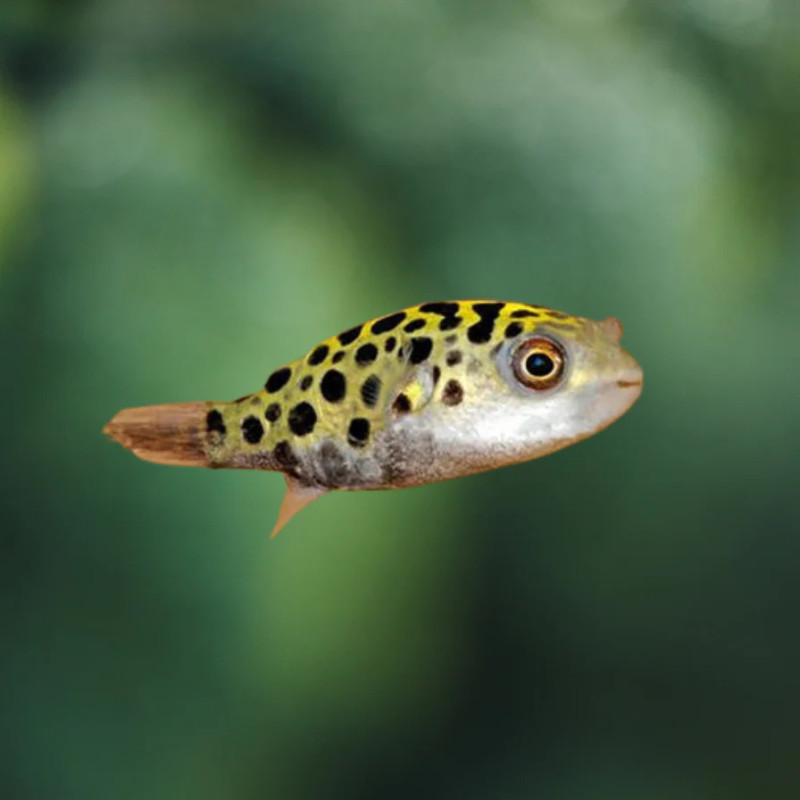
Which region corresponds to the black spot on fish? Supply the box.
[288,402,317,436]
[332,350,346,364]
[511,309,540,319]
[348,417,370,447]
[320,370,346,403]
[299,375,313,391]
[393,393,411,414]
[265,403,281,422]
[371,311,406,334]
[274,440,299,470]
[439,316,462,331]
[403,318,426,333]
[265,366,291,393]
[409,337,433,364]
[355,343,378,366]
[360,375,382,407]
[432,365,441,385]
[420,301,459,316]
[467,302,504,344]
[206,409,226,436]
[242,415,264,444]
[446,350,462,366]
[308,344,329,365]
[505,322,523,338]
[442,379,464,406]
[384,336,397,353]
[338,325,362,346]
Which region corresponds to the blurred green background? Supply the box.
[2,1,799,798]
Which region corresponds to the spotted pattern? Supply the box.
[409,337,433,364]
[393,393,411,414]
[242,415,264,444]
[467,302,505,344]
[206,408,226,436]
[404,318,426,333]
[355,343,378,366]
[288,402,317,436]
[442,379,464,406]
[220,301,582,478]
[308,344,329,365]
[371,311,406,334]
[421,301,461,331]
[348,418,370,447]
[321,370,346,403]
[266,366,291,393]
[505,322,523,338]
[338,325,362,346]
[361,375,382,408]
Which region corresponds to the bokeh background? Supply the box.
[3,1,800,798]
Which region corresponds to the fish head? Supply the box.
[453,309,643,464]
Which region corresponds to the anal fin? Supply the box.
[271,475,327,538]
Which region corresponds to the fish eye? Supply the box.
[512,338,565,390]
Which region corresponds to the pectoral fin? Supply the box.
[271,475,327,538]
[387,362,437,418]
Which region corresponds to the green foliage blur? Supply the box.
[2,1,799,798]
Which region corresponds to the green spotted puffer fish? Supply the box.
[104,301,642,535]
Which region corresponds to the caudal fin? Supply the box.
[103,402,209,467]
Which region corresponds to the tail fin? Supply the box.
[103,402,209,467]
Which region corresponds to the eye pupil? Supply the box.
[526,352,554,376]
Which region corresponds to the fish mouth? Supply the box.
[616,378,643,388]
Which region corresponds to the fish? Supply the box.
[103,300,643,536]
